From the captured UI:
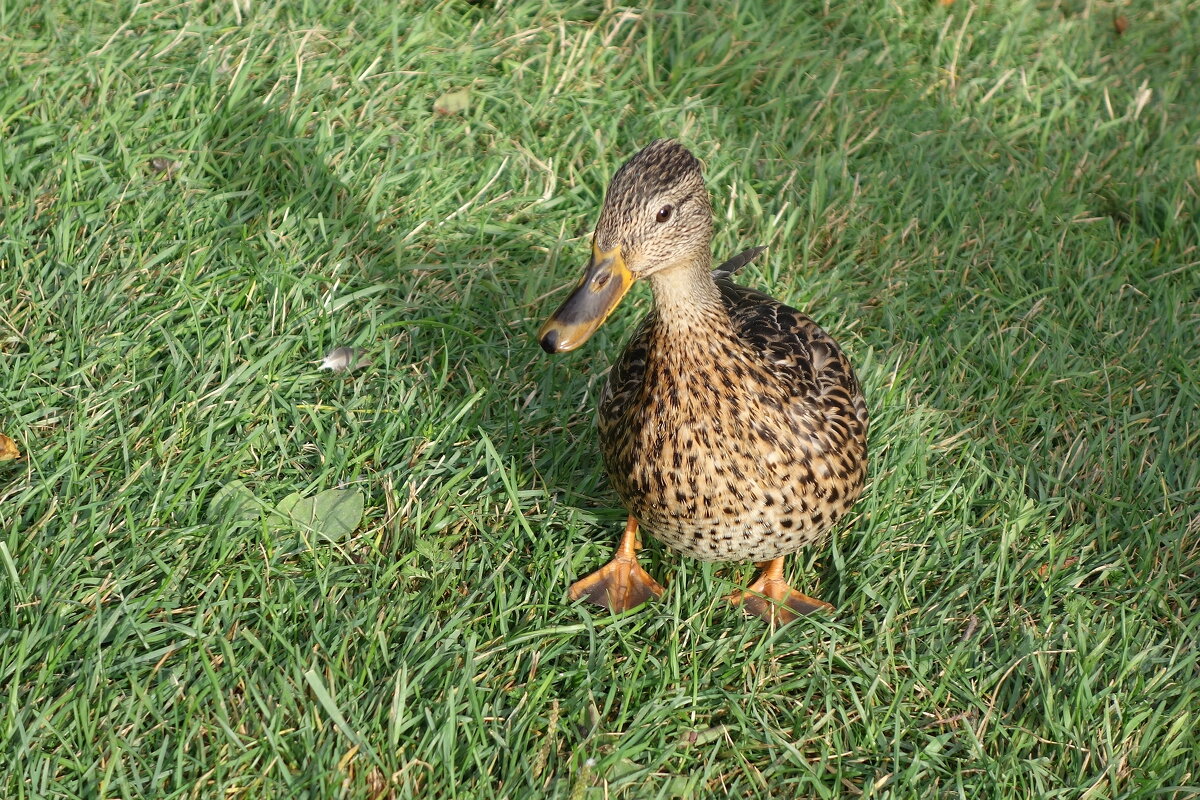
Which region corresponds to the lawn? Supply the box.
[2,0,1198,797]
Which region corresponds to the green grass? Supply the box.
[2,0,1198,797]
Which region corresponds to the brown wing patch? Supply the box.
[717,277,868,441]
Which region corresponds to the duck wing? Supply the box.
[715,275,868,438]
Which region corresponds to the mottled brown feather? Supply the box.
[599,271,868,562]
[581,140,868,564]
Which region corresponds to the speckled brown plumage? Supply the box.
[599,271,868,563]
[539,139,868,621]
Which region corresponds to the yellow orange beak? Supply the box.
[538,244,633,353]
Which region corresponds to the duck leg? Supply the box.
[569,516,664,612]
[729,558,833,624]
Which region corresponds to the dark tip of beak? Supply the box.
[539,329,559,354]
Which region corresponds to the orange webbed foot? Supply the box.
[728,558,833,624]
[569,516,664,613]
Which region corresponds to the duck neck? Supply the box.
[647,259,726,333]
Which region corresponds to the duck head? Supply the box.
[538,139,713,353]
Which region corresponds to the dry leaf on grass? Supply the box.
[433,88,470,116]
[0,433,20,461]
[1036,557,1079,578]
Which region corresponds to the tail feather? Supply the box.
[712,245,767,279]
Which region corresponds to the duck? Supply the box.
[538,139,868,623]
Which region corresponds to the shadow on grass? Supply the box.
[201,99,389,270]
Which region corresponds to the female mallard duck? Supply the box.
[539,139,868,623]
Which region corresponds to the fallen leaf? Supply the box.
[282,488,365,541]
[266,492,305,531]
[433,88,470,116]
[0,433,20,460]
[1113,15,1128,35]
[209,484,365,542]
[1036,557,1079,578]
[207,480,262,524]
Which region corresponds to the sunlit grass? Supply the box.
[2,0,1197,797]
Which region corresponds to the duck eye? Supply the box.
[655,205,673,223]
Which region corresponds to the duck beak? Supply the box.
[538,243,633,353]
